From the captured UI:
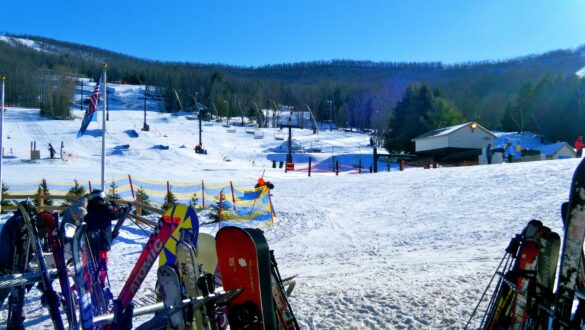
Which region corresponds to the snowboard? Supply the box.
[158,265,185,330]
[532,229,561,328]
[176,240,207,330]
[554,157,585,327]
[561,201,585,291]
[216,227,277,330]
[16,203,65,330]
[196,232,229,329]
[197,233,219,282]
[159,205,200,267]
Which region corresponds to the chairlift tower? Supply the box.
[139,94,163,131]
[281,112,301,172]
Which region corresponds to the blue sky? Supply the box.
[2,1,584,67]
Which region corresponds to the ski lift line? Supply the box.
[173,90,184,112]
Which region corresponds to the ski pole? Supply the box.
[127,214,152,236]
[464,252,509,329]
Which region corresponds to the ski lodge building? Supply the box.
[411,122,496,164]
[412,122,577,165]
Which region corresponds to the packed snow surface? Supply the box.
[0,83,579,329]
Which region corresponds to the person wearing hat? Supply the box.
[84,190,128,289]
[255,177,275,190]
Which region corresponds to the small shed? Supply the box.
[412,122,496,162]
[533,142,576,160]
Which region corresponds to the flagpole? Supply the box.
[101,64,107,191]
[0,75,5,214]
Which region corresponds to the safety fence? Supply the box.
[2,175,275,225]
[280,159,410,176]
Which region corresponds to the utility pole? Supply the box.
[80,79,84,111]
[140,87,162,131]
[327,100,333,131]
[141,97,149,131]
[195,92,202,146]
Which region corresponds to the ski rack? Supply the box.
[4,195,164,228]
[93,288,242,326]
[0,269,59,289]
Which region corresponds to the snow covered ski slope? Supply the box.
[0,83,580,328]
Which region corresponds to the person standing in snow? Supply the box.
[505,142,514,163]
[48,143,56,159]
[84,190,127,288]
[575,136,583,158]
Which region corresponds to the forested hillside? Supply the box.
[0,34,584,148]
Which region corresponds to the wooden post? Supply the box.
[308,158,312,177]
[229,181,236,211]
[88,180,92,192]
[400,160,405,171]
[218,191,223,223]
[128,174,135,199]
[268,186,275,224]
[201,180,205,208]
[136,191,143,216]
[39,180,45,209]
[373,147,378,173]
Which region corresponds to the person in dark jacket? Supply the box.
[0,201,35,308]
[255,177,275,190]
[48,143,56,159]
[84,190,126,284]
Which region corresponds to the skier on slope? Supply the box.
[83,190,128,290]
[48,143,56,159]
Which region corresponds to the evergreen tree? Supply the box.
[162,186,178,211]
[67,179,86,198]
[39,66,74,119]
[207,191,225,223]
[1,182,12,212]
[189,192,199,208]
[136,186,152,215]
[34,179,53,207]
[63,179,86,206]
[107,180,121,200]
[384,84,465,153]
